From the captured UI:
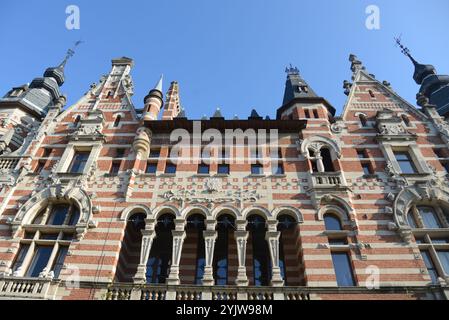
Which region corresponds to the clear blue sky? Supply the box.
[1,0,448,119]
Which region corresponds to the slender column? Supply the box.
[133,218,156,283]
[265,221,284,287]
[202,219,217,286]
[315,152,325,173]
[167,219,186,285]
[234,220,249,286]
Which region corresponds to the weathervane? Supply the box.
[59,40,84,68]
[394,35,416,63]
[285,63,300,75]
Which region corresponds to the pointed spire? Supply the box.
[154,74,163,93]
[58,40,83,69]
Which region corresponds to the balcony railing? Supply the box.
[0,276,446,300]
[310,172,345,188]
[0,277,56,300]
[0,157,19,171]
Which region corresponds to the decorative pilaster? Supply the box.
[234,220,249,286]
[133,218,156,284]
[202,219,217,286]
[265,221,284,287]
[167,219,186,285]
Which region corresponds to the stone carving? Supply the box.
[379,123,406,135]
[205,178,220,193]
[162,188,261,208]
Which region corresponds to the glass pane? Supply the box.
[418,206,441,229]
[324,214,342,231]
[12,244,30,273]
[165,164,176,174]
[273,164,284,175]
[47,205,70,226]
[331,252,356,286]
[146,163,157,174]
[68,207,80,226]
[407,211,418,228]
[420,250,439,284]
[437,251,449,275]
[394,152,416,174]
[52,246,68,278]
[362,163,372,175]
[69,152,90,174]
[40,233,59,240]
[26,246,53,277]
[198,164,210,174]
[218,164,230,175]
[251,165,263,175]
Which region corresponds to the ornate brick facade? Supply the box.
[0,53,449,300]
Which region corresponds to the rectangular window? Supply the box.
[12,244,30,273]
[145,163,157,174]
[421,250,439,284]
[198,163,210,175]
[437,250,449,275]
[26,246,53,278]
[394,151,417,174]
[109,161,121,175]
[165,163,177,174]
[361,163,373,175]
[304,109,310,119]
[328,238,348,245]
[251,164,264,175]
[331,252,356,287]
[217,164,230,175]
[312,109,319,119]
[149,149,161,158]
[52,246,69,278]
[68,151,90,174]
[272,163,284,175]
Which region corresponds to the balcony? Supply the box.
[0,157,20,171]
[310,172,347,190]
[0,277,446,300]
[0,277,57,300]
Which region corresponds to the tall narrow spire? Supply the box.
[162,81,182,120]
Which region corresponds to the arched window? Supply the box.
[106,91,113,99]
[214,215,235,285]
[407,210,418,229]
[277,215,296,285]
[115,212,146,283]
[113,115,121,128]
[324,213,342,231]
[321,148,335,172]
[368,90,375,98]
[185,214,206,285]
[247,215,271,286]
[359,114,368,127]
[11,202,79,279]
[146,214,175,284]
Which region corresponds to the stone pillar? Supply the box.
[315,152,325,173]
[202,219,217,286]
[167,219,186,285]
[265,221,284,287]
[133,218,156,284]
[234,220,249,286]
